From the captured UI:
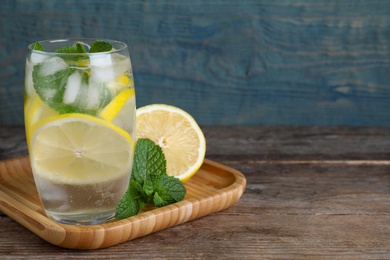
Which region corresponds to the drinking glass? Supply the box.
[24,39,136,225]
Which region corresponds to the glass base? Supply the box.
[46,210,115,225]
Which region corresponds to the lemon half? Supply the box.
[136,104,206,182]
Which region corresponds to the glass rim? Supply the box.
[28,38,128,55]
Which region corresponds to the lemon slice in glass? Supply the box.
[136,104,206,182]
[99,88,136,137]
[25,95,58,147]
[30,113,134,184]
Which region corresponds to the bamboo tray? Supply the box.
[0,156,246,249]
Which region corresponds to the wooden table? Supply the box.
[0,125,389,259]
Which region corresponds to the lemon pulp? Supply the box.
[31,113,134,185]
[136,104,206,182]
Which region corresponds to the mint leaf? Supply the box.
[153,192,165,207]
[32,57,112,114]
[30,40,116,115]
[55,42,87,54]
[76,43,87,53]
[131,138,166,185]
[89,41,113,53]
[115,138,187,219]
[33,42,44,51]
[115,180,147,219]
[153,175,186,207]
[55,43,88,62]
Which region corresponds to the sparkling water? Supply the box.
[24,39,136,225]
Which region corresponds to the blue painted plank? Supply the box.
[1,0,390,125]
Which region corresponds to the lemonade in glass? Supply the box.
[24,39,136,225]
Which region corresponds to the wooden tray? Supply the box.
[0,156,246,249]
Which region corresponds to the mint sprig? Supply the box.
[115,138,186,219]
[32,64,111,114]
[31,40,113,53]
[31,40,114,115]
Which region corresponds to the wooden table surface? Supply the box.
[0,125,389,259]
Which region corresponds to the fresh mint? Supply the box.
[31,40,112,53]
[55,43,87,54]
[89,41,113,53]
[32,63,111,115]
[115,138,186,219]
[33,42,44,51]
[31,40,114,115]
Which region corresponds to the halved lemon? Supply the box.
[30,113,134,184]
[99,88,136,137]
[136,104,206,182]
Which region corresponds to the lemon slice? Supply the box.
[136,104,206,182]
[108,73,135,96]
[99,88,136,136]
[30,113,134,184]
[25,95,58,147]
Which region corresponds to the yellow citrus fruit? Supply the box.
[99,88,136,136]
[108,73,134,96]
[30,113,134,184]
[136,104,206,182]
[24,95,58,148]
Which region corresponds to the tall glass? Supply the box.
[24,39,136,225]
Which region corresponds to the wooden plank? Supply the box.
[0,159,389,258]
[1,1,390,125]
[0,126,389,258]
[2,125,390,161]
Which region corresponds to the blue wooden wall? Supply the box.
[1,0,390,126]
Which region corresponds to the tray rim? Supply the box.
[0,156,246,249]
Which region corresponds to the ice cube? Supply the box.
[63,72,82,104]
[89,53,112,67]
[39,57,68,77]
[30,52,47,64]
[90,66,116,83]
[86,83,100,109]
[25,61,35,96]
[112,55,131,75]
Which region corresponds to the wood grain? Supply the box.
[0,125,390,258]
[0,156,246,249]
[1,1,390,126]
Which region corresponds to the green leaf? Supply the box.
[33,42,44,51]
[153,175,186,207]
[115,180,147,219]
[55,43,88,62]
[131,138,167,185]
[32,57,112,115]
[153,192,165,207]
[89,41,113,53]
[144,174,162,198]
[55,43,87,54]
[115,138,186,219]
[55,46,78,54]
[75,43,87,53]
